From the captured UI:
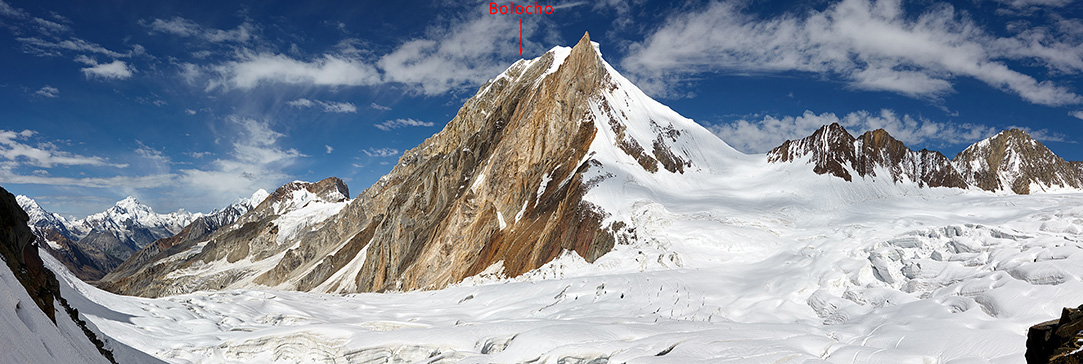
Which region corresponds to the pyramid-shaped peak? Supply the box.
[812,122,855,142]
[577,31,590,46]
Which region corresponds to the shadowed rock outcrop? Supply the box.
[1027,304,1083,364]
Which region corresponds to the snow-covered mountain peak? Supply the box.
[16,195,52,223]
[768,123,968,188]
[952,127,1083,194]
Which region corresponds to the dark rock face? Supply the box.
[953,129,1083,194]
[768,123,967,188]
[38,228,122,281]
[1027,305,1083,364]
[770,123,857,181]
[0,187,58,321]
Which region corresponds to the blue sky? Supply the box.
[1,0,1081,217]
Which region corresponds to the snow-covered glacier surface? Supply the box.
[48,174,1083,363]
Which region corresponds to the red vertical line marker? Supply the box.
[519,19,523,55]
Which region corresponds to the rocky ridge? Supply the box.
[769,123,1080,193]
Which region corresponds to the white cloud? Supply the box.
[710,109,997,154]
[209,52,380,90]
[146,17,252,43]
[0,129,127,168]
[185,109,197,115]
[287,98,357,113]
[81,59,134,80]
[201,12,523,95]
[175,116,304,206]
[325,145,333,154]
[623,0,1082,106]
[370,103,391,111]
[362,147,400,157]
[34,85,58,98]
[375,118,434,131]
[377,15,521,95]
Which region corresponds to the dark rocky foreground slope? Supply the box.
[1028,305,1083,364]
[1,186,115,363]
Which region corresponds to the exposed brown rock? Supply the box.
[1027,304,1083,364]
[102,32,635,297]
[953,129,1083,194]
[768,123,857,181]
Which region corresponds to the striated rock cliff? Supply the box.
[102,32,718,297]
[768,123,967,188]
[953,129,1083,194]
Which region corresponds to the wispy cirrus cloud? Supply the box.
[622,0,1083,106]
[145,16,253,43]
[17,36,127,58]
[362,147,400,157]
[34,85,58,98]
[287,98,357,113]
[374,118,434,131]
[0,118,306,216]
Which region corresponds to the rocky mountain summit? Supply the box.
[953,128,1083,194]
[769,123,1081,193]
[100,32,727,297]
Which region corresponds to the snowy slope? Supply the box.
[1,255,110,364]
[54,188,1083,363]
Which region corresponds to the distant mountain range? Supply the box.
[16,191,266,281]
[769,123,1083,193]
